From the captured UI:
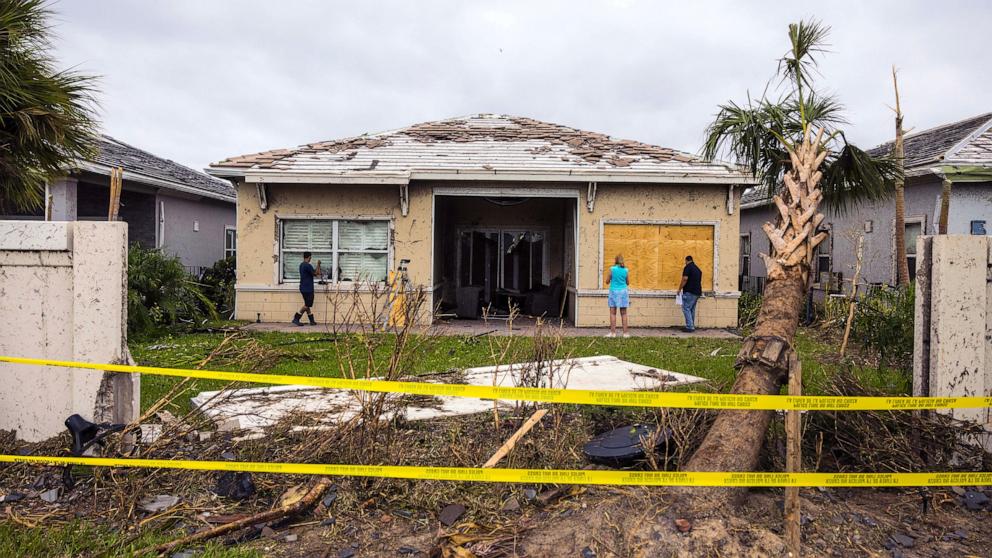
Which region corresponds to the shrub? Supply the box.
[198,256,236,318]
[737,291,762,331]
[127,244,217,337]
[851,285,914,371]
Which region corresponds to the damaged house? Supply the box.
[208,114,753,327]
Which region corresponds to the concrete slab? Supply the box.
[191,355,705,433]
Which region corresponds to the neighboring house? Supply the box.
[208,114,754,327]
[2,135,237,271]
[740,112,992,292]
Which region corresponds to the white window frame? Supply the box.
[277,215,393,285]
[895,215,926,283]
[813,222,833,285]
[739,233,751,276]
[224,226,237,260]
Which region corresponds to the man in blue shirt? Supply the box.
[678,255,703,332]
[293,252,323,326]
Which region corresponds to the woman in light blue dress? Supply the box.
[606,255,630,338]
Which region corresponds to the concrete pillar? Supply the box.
[913,235,991,426]
[48,177,78,221]
[0,220,138,441]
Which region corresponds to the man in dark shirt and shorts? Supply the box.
[293,252,323,326]
[678,255,703,332]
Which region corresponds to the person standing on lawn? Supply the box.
[606,254,630,338]
[678,255,703,332]
[292,252,323,326]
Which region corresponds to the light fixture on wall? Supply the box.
[863,220,873,233]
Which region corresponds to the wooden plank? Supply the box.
[784,353,803,557]
[482,409,548,468]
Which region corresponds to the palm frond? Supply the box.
[820,141,898,213]
[779,20,831,92]
[0,0,99,214]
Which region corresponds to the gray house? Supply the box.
[740,112,992,292]
[3,135,237,271]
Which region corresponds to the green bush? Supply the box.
[851,285,914,371]
[127,244,217,337]
[198,256,236,318]
[737,291,762,331]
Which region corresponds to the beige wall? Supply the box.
[235,180,740,328]
[235,182,432,322]
[573,183,740,327]
[0,221,138,442]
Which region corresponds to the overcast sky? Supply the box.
[50,1,990,172]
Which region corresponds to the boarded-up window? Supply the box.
[602,224,714,290]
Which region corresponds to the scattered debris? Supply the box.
[284,534,298,543]
[191,356,704,432]
[674,518,692,533]
[139,424,162,444]
[0,491,24,503]
[438,503,466,526]
[961,490,989,511]
[583,424,671,466]
[338,548,356,558]
[890,532,916,548]
[142,477,333,556]
[581,547,597,558]
[500,497,520,513]
[39,488,59,503]
[523,488,538,501]
[213,471,256,500]
[536,488,564,507]
[139,494,180,513]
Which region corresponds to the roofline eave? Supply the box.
[74,160,236,203]
[219,167,757,186]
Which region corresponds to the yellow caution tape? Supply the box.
[0,355,990,411]
[0,454,989,487]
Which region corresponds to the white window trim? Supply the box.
[224,225,237,259]
[598,219,721,292]
[739,232,751,275]
[813,222,833,284]
[892,214,926,283]
[454,226,552,290]
[276,215,394,285]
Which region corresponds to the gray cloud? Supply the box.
[50,0,991,171]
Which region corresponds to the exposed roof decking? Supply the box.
[210,114,750,183]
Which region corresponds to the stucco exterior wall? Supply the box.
[574,183,740,327]
[234,181,432,322]
[235,180,740,328]
[157,192,236,269]
[947,182,992,235]
[740,178,944,286]
[0,221,138,442]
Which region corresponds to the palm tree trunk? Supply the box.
[938,178,951,234]
[895,184,909,283]
[684,128,828,486]
[892,69,910,285]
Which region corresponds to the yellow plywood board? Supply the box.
[603,224,714,290]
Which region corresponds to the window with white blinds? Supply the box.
[280,219,390,283]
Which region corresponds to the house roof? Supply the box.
[208,114,751,184]
[867,112,992,170]
[742,112,992,210]
[77,135,235,202]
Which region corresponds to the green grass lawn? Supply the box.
[129,327,910,413]
[0,521,261,558]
